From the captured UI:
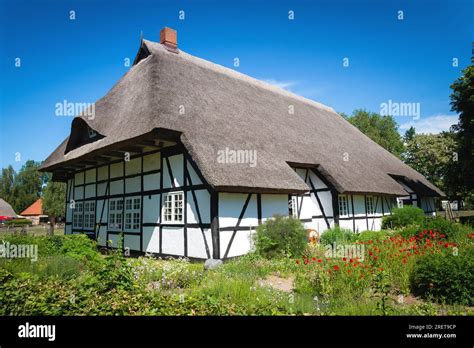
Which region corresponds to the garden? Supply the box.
[0,207,473,316]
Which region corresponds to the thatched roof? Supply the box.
[40,39,444,197]
[0,198,17,217]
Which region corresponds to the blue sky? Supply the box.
[1,0,473,170]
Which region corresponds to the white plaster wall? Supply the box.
[97,182,107,197]
[161,227,184,255]
[125,157,141,176]
[143,226,160,253]
[85,169,95,183]
[125,176,141,193]
[187,189,210,224]
[74,172,84,185]
[124,234,141,251]
[163,155,184,188]
[187,228,212,258]
[352,195,366,217]
[143,194,161,224]
[219,228,255,258]
[84,184,95,198]
[98,165,108,181]
[110,180,123,195]
[261,194,288,222]
[97,226,107,246]
[74,186,83,200]
[110,162,123,178]
[143,152,160,172]
[187,162,203,185]
[218,193,258,228]
[144,173,160,191]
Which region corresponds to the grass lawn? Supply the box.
[0,226,64,238]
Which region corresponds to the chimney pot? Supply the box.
[160,27,177,48]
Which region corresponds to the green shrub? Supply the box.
[4,219,32,226]
[254,215,307,258]
[1,234,98,259]
[423,217,471,243]
[356,230,389,242]
[382,206,425,229]
[410,246,474,305]
[320,226,356,245]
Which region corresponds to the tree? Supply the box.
[403,126,416,143]
[449,61,474,205]
[0,161,47,213]
[403,132,457,195]
[346,109,405,157]
[42,181,66,235]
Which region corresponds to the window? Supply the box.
[124,197,141,231]
[162,191,184,223]
[338,195,349,216]
[289,196,298,218]
[109,198,123,231]
[73,202,83,228]
[366,196,375,215]
[83,201,96,229]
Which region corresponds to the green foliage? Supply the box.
[449,62,474,198]
[4,219,32,226]
[320,226,356,245]
[402,132,457,195]
[423,216,471,244]
[382,206,425,229]
[410,246,474,305]
[0,161,46,213]
[356,230,389,242]
[42,181,66,218]
[347,109,404,158]
[254,215,307,258]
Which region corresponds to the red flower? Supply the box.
[369,251,373,256]
[333,265,340,271]
[349,259,354,263]
[444,243,449,248]
[317,259,322,263]
[312,257,316,261]
[296,260,300,264]
[343,257,347,261]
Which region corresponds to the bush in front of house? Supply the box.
[355,230,389,243]
[320,226,356,246]
[254,215,307,258]
[410,245,474,305]
[382,206,425,229]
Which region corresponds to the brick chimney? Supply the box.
[160,27,177,51]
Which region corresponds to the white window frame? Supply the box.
[338,195,349,217]
[109,198,123,231]
[366,195,375,215]
[124,196,141,232]
[289,196,298,218]
[83,201,96,229]
[72,202,83,229]
[162,191,184,224]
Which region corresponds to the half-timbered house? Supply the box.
[40,27,444,259]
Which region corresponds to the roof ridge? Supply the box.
[142,39,336,114]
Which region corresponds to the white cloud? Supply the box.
[262,78,298,90]
[399,114,458,134]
